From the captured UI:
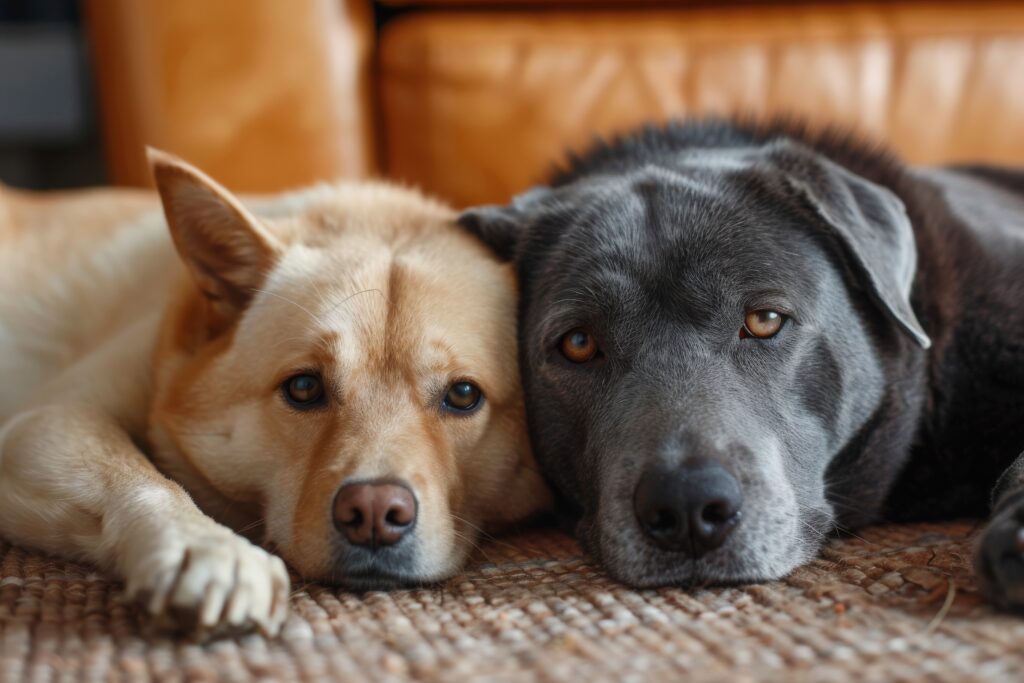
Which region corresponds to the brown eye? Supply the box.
[742,310,785,339]
[283,374,324,408]
[560,328,599,363]
[443,381,483,413]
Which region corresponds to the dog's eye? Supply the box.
[283,374,325,408]
[560,329,599,363]
[741,310,785,339]
[443,381,483,413]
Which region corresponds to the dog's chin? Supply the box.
[333,571,439,591]
[309,563,456,591]
[577,513,820,588]
[325,552,462,591]
[285,532,472,590]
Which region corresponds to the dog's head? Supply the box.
[146,151,550,587]
[460,138,930,586]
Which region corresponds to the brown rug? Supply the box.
[2,521,1023,682]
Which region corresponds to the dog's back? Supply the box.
[919,165,1024,251]
[0,187,171,422]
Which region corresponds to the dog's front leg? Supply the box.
[978,451,1024,611]
[0,403,289,635]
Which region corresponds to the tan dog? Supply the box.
[0,151,550,635]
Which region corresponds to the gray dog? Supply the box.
[460,119,1024,609]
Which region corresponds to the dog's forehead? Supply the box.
[375,240,519,382]
[556,160,781,245]
[553,172,804,284]
[245,227,518,390]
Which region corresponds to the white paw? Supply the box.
[123,520,290,636]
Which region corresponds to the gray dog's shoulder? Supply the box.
[916,165,1024,248]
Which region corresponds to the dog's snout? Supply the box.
[333,480,417,549]
[633,460,743,557]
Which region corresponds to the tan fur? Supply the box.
[0,156,551,636]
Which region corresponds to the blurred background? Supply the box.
[1,0,1022,206]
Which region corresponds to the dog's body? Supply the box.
[0,154,549,635]
[461,119,1024,608]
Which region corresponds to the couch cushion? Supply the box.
[380,2,1024,206]
[86,0,377,191]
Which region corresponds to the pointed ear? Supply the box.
[148,148,281,316]
[766,141,931,349]
[458,186,552,261]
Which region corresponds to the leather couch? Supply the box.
[85,1,1024,207]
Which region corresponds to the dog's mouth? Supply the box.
[585,517,807,588]
[574,475,832,588]
[320,542,448,590]
[333,569,438,591]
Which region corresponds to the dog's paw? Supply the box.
[978,496,1024,612]
[123,520,290,636]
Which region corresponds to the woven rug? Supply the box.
[2,521,1022,682]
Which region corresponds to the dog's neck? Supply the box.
[879,173,1024,521]
[144,278,267,538]
[824,342,929,528]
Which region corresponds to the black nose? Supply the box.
[333,480,417,549]
[633,460,743,557]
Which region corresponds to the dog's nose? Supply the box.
[333,480,417,549]
[633,460,743,557]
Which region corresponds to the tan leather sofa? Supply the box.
[85,1,1024,207]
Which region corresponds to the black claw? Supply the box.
[979,504,1024,612]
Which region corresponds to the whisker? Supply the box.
[451,529,494,563]
[237,517,267,535]
[302,272,331,312]
[799,519,829,541]
[250,288,325,327]
[326,288,388,318]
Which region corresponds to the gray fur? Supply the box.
[461,120,1024,599]
[464,142,918,584]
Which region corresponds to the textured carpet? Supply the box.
[2,521,1023,682]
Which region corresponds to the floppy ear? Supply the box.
[458,205,523,261]
[148,148,282,318]
[458,186,552,261]
[767,142,931,349]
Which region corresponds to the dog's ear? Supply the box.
[766,141,931,349]
[148,148,282,317]
[458,186,552,261]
